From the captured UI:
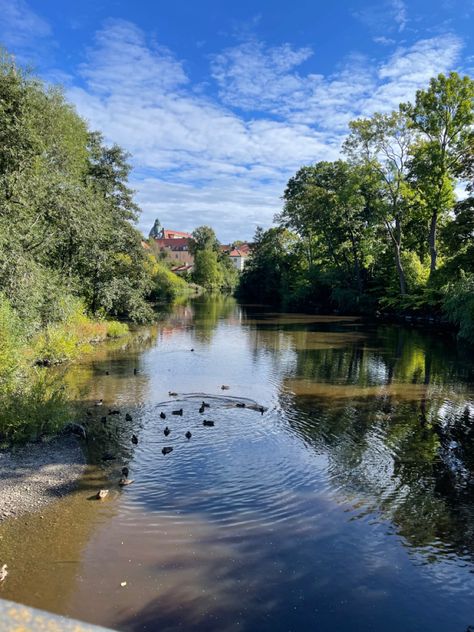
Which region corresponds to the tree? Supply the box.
[405,72,474,274]
[189,225,219,256]
[344,109,416,295]
[192,250,222,291]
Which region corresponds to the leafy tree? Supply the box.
[192,249,223,291]
[189,225,220,256]
[344,110,416,295]
[405,72,474,274]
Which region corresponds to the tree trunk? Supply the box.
[429,208,438,274]
[394,243,407,295]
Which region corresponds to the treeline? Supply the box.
[239,72,474,341]
[0,51,185,440]
[189,226,238,292]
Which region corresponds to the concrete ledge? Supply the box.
[0,598,115,631]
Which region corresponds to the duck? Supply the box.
[221,385,230,390]
[259,406,265,415]
[94,399,104,406]
[202,401,210,408]
[125,413,133,422]
[236,402,246,408]
[119,477,134,486]
[121,466,129,477]
[190,348,195,352]
[96,489,109,500]
[199,404,205,414]
[169,391,178,397]
[203,420,215,427]
[162,446,173,455]
[160,412,166,419]
[185,431,192,439]
[131,434,138,445]
[164,426,171,436]
[172,408,183,416]
[0,564,7,582]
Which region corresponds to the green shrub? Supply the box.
[0,368,69,443]
[443,273,474,342]
[106,320,129,338]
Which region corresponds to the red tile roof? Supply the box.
[162,229,192,239]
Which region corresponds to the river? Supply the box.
[1,296,474,631]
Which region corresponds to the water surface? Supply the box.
[1,296,474,631]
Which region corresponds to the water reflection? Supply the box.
[1,298,474,632]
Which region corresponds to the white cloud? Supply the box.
[0,0,51,53]
[392,0,408,32]
[62,21,463,241]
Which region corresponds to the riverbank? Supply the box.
[0,435,86,521]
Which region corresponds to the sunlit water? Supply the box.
[2,296,474,631]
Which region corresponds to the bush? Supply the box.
[0,368,69,443]
[443,273,474,342]
[106,320,129,338]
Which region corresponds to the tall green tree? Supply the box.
[405,72,474,274]
[344,110,416,295]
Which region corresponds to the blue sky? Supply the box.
[0,0,473,241]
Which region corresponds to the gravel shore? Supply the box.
[0,436,86,521]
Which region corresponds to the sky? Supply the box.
[0,0,473,241]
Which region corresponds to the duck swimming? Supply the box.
[119,477,134,486]
[203,420,215,427]
[169,391,178,397]
[160,412,166,419]
[94,399,103,406]
[185,431,192,439]
[164,426,171,436]
[172,409,183,416]
[131,434,138,444]
[199,404,205,413]
[221,385,230,390]
[202,401,210,408]
[162,446,173,455]
[125,413,132,421]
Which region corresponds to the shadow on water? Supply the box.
[2,297,474,631]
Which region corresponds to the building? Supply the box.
[159,229,192,240]
[154,237,194,265]
[228,244,251,271]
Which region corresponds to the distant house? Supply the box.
[228,244,251,271]
[159,229,192,240]
[171,263,194,276]
[153,228,194,265]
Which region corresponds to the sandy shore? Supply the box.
[0,436,86,521]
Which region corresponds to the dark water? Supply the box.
[1,296,474,631]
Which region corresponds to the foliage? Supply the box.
[443,274,474,342]
[237,71,474,342]
[106,320,129,338]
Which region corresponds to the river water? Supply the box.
[1,296,474,631]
